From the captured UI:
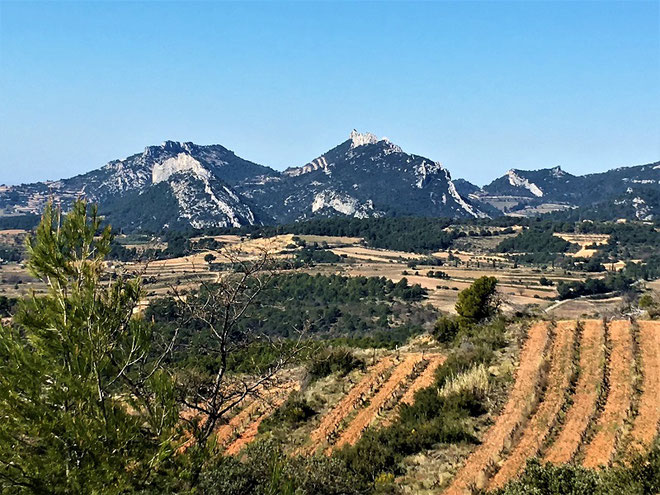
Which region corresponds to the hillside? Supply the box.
[470,163,660,219]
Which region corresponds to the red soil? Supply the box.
[444,321,552,495]
[399,354,446,406]
[544,319,606,464]
[214,397,261,447]
[329,353,425,452]
[303,356,394,455]
[583,320,634,468]
[489,320,577,489]
[627,320,660,454]
[224,382,300,455]
[380,353,446,428]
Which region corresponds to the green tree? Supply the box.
[0,201,180,494]
[432,315,460,343]
[455,276,500,322]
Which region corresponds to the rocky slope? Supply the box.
[0,132,487,230]
[0,141,274,230]
[237,130,487,223]
[471,163,660,219]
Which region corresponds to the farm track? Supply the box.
[380,354,446,428]
[444,321,553,495]
[329,353,425,452]
[582,320,634,468]
[626,320,660,455]
[543,319,606,464]
[488,320,577,489]
[302,356,395,455]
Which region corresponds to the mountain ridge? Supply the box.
[1,133,658,230]
[0,132,488,230]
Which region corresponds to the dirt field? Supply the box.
[488,321,577,489]
[302,356,395,455]
[544,320,606,464]
[582,320,634,468]
[330,353,424,451]
[175,318,659,490]
[627,321,660,454]
[554,233,610,258]
[445,322,553,494]
[435,319,660,492]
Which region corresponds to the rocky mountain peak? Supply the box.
[349,129,380,148]
[348,129,403,153]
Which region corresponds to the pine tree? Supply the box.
[0,201,180,494]
[455,276,500,322]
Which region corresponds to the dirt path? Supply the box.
[488,321,577,489]
[626,320,660,455]
[443,321,553,495]
[329,353,425,452]
[544,319,606,464]
[302,356,394,455]
[583,320,634,468]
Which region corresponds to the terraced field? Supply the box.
[217,352,449,457]
[627,320,660,454]
[224,382,300,455]
[582,320,634,468]
[300,356,395,456]
[441,319,660,493]
[196,318,658,491]
[444,321,553,494]
[380,353,446,428]
[329,353,425,452]
[488,320,577,490]
[543,319,605,464]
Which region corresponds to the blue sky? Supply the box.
[1,1,658,186]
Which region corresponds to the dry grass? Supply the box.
[438,363,490,399]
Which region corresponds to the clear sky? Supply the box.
[1,1,659,186]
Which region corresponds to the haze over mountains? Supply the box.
[1,131,658,231]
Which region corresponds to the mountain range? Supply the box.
[460,163,660,221]
[0,131,658,230]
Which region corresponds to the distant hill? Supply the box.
[470,163,659,220]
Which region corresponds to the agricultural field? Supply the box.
[444,319,659,493]
[206,319,659,494]
[0,229,585,309]
[553,233,610,258]
[3,217,658,323]
[2,210,660,495]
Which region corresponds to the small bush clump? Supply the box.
[308,348,366,381]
